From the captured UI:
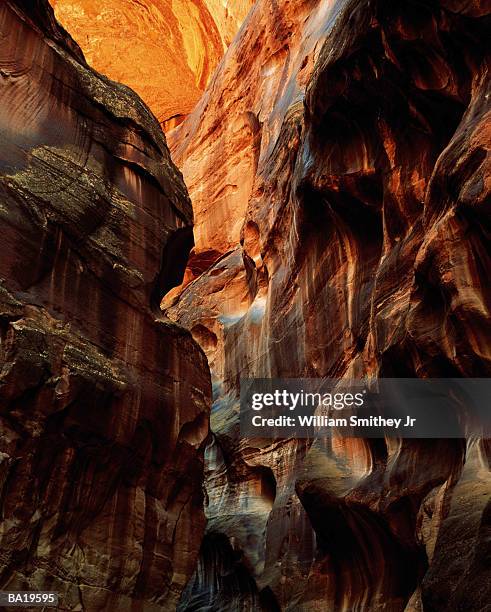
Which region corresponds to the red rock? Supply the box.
[167,0,491,609]
[0,1,211,608]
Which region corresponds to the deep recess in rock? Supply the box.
[166,0,491,610]
[178,532,282,612]
[0,1,211,610]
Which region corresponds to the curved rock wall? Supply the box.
[167,0,334,263]
[49,0,254,130]
[0,2,211,609]
[166,0,491,610]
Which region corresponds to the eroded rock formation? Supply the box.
[166,0,491,610]
[0,1,211,609]
[49,0,254,130]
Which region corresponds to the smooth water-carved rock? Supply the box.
[168,0,334,260]
[0,2,211,609]
[167,0,491,609]
[49,0,254,130]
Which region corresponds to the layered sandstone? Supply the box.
[166,0,491,610]
[49,0,254,130]
[0,1,211,609]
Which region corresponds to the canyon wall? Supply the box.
[166,0,491,610]
[0,2,211,610]
[49,0,254,130]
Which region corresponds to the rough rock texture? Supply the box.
[0,2,211,610]
[49,0,254,130]
[166,0,491,610]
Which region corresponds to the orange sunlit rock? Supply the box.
[49,0,253,129]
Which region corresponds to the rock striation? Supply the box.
[0,1,211,609]
[166,0,491,610]
[49,0,254,130]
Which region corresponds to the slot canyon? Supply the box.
[0,1,490,611]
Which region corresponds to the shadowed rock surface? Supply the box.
[49,0,254,130]
[166,0,491,610]
[0,1,211,609]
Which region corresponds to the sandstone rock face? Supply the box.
[49,0,254,130]
[166,0,491,610]
[168,0,335,262]
[0,2,211,610]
